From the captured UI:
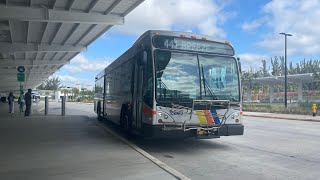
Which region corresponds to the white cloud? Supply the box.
[57,75,79,83]
[113,0,232,38]
[241,17,268,32]
[52,75,94,89]
[238,53,268,70]
[254,0,320,56]
[63,54,113,74]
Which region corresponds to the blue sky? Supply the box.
[54,0,320,88]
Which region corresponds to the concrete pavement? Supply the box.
[244,111,320,122]
[0,101,180,180]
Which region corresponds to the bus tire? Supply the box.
[120,104,131,133]
[97,101,102,121]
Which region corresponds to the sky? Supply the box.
[54,0,320,88]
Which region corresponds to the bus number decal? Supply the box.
[169,109,184,115]
[164,40,175,49]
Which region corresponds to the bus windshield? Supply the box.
[155,50,240,106]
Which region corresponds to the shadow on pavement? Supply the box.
[95,117,230,155]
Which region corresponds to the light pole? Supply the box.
[279,32,292,108]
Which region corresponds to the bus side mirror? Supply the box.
[237,57,242,74]
[139,51,148,65]
[143,51,147,65]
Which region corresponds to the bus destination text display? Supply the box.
[153,35,234,55]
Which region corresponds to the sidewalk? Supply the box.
[0,102,180,180]
[244,111,320,122]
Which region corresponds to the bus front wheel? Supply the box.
[120,105,131,132]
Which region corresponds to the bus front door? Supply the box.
[132,61,143,129]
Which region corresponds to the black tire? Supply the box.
[97,101,102,121]
[120,104,131,134]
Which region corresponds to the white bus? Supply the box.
[95,30,243,138]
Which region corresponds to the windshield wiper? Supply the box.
[201,64,218,100]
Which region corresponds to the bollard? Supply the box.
[45,96,48,115]
[61,96,66,116]
[312,104,317,117]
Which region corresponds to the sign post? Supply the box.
[17,66,25,115]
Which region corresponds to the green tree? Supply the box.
[37,76,62,90]
[260,59,270,77]
[271,56,280,76]
[72,88,80,100]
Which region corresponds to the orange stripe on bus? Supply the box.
[143,103,156,115]
[203,110,214,124]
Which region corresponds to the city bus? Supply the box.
[94,30,243,138]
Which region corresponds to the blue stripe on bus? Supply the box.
[211,109,220,124]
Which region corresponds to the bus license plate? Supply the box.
[197,130,205,135]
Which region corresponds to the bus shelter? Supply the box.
[242,73,319,103]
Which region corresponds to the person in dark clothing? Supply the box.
[24,89,32,116]
[19,91,24,112]
[8,92,15,113]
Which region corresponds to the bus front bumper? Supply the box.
[142,124,244,138]
[218,124,244,136]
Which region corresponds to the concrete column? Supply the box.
[270,84,274,103]
[298,82,303,102]
[61,96,66,116]
[45,96,48,115]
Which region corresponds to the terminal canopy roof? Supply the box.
[0,0,144,93]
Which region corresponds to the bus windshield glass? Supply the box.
[155,50,239,106]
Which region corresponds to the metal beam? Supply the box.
[8,20,13,43]
[0,6,124,25]
[67,0,75,11]
[87,0,99,13]
[0,59,69,66]
[74,24,97,45]
[26,21,30,43]
[62,23,80,45]
[104,0,121,15]
[0,42,86,52]
[50,23,62,45]
[0,69,57,74]
[122,0,144,16]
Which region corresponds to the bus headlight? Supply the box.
[157,111,173,124]
[225,112,242,124]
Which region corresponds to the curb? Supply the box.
[243,114,320,122]
[96,121,191,180]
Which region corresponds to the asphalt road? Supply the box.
[132,117,320,180]
[37,102,320,180]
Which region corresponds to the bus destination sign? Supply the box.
[153,35,234,56]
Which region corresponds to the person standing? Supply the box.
[8,92,15,113]
[24,89,32,116]
[19,91,25,112]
